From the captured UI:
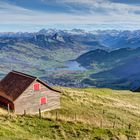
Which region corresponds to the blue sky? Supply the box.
[0,0,140,32]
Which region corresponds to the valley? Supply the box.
[0,29,140,90]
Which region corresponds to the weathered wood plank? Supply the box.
[14,80,60,114]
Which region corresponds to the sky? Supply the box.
[0,0,140,32]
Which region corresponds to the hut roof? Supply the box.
[0,70,60,102]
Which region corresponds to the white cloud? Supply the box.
[57,0,140,15]
[0,1,31,14]
[0,0,140,28]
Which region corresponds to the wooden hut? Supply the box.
[0,70,60,114]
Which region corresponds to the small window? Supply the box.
[34,83,40,91]
[41,97,47,105]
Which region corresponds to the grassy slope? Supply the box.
[0,87,140,140]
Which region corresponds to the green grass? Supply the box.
[0,87,140,139]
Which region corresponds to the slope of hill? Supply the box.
[76,48,140,89]
[76,47,140,68]
[0,87,140,140]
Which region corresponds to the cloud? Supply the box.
[0,0,140,31]
[0,1,30,14]
[54,0,140,15]
[109,0,140,5]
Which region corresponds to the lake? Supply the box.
[46,61,86,71]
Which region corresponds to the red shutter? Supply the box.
[41,97,47,105]
[34,83,40,91]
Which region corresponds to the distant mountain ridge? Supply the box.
[1,29,140,50]
[76,47,140,90]
[76,47,140,68]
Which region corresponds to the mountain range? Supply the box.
[0,29,140,90]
